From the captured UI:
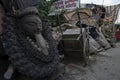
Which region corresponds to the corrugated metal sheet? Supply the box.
[105,4,120,22]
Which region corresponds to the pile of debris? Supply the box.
[52,4,120,55]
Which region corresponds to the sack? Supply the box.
[89,36,103,53]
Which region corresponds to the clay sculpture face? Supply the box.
[21,14,49,55]
[21,15,42,36]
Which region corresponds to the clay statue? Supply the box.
[0,0,61,79]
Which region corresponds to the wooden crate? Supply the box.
[62,28,83,56]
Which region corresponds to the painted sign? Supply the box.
[53,0,78,10]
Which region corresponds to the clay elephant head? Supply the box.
[20,7,49,55]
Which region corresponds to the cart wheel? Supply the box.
[83,38,89,65]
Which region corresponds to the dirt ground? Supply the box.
[0,43,120,80]
[62,43,120,80]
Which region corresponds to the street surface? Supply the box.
[0,43,120,80]
[63,43,120,80]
